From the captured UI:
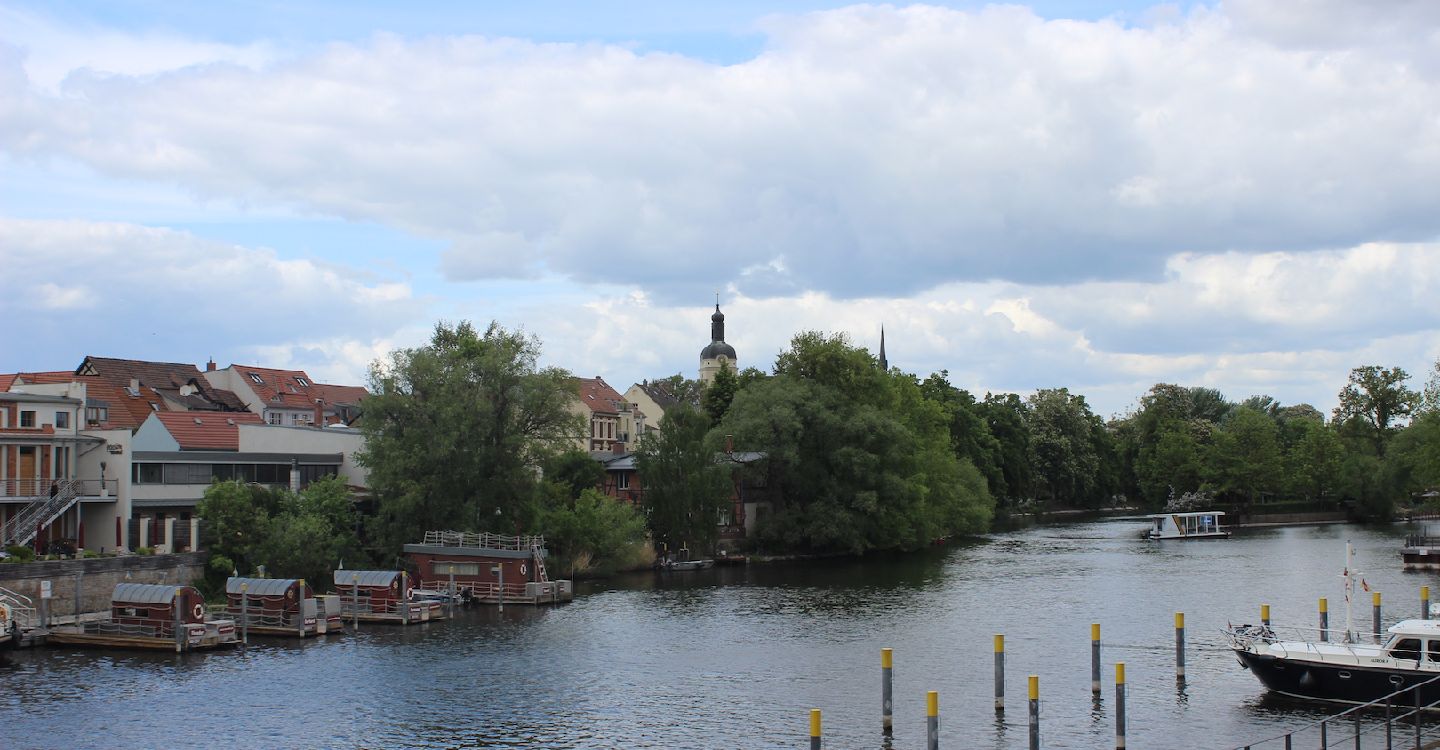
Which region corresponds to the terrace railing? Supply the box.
[421,530,546,551]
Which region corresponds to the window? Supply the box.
[434,562,479,576]
[86,406,108,424]
[295,377,310,387]
[55,411,70,429]
[20,410,35,427]
[617,473,629,490]
[133,463,163,484]
[249,373,264,384]
[1393,638,1422,661]
[268,412,283,425]
[1428,640,1440,663]
[164,464,214,484]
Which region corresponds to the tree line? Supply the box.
[199,319,1440,584]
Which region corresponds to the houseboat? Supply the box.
[403,531,572,606]
[46,583,238,651]
[1147,511,1230,539]
[333,569,443,624]
[216,577,332,637]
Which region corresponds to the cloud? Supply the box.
[0,218,424,372]
[2,4,1437,302]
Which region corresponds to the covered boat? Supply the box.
[1147,511,1230,539]
[47,583,238,651]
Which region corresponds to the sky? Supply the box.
[2,0,1438,419]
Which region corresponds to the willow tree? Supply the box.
[359,321,581,550]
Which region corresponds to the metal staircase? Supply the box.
[0,479,81,548]
[530,539,549,583]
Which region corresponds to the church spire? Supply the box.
[879,326,888,371]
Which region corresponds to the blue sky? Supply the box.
[2,0,1438,417]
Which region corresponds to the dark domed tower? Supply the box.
[699,303,737,383]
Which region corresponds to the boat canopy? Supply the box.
[334,570,401,587]
[112,583,185,604]
[225,577,302,596]
[1146,511,1227,519]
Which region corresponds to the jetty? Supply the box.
[333,569,444,625]
[44,583,238,652]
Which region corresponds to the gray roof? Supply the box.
[333,570,400,587]
[112,582,185,604]
[226,577,302,596]
[700,341,737,360]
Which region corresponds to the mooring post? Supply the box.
[809,708,821,750]
[401,571,410,624]
[1384,693,1392,748]
[1091,623,1102,695]
[1261,603,1270,628]
[1175,612,1186,681]
[1422,586,1430,620]
[1319,598,1329,642]
[351,574,359,632]
[1028,675,1040,750]
[1319,720,1327,747]
[297,579,307,637]
[1373,592,1382,642]
[994,634,1006,713]
[74,572,82,622]
[173,587,184,653]
[1115,662,1126,750]
[881,647,893,734]
[926,690,939,750]
[448,565,456,617]
[240,583,249,645]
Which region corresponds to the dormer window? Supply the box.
[295,377,310,387]
[248,373,264,385]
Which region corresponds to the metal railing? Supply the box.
[0,479,81,548]
[0,585,38,630]
[1228,623,1394,654]
[421,530,546,551]
[1230,674,1440,749]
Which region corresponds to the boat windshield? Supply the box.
[1391,638,1422,662]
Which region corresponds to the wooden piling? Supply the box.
[994,634,1005,713]
[1115,662,1126,750]
[240,583,249,645]
[881,647,893,734]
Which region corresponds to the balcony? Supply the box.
[0,478,117,501]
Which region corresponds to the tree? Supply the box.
[1206,407,1283,507]
[919,372,1005,501]
[1137,424,1204,505]
[701,363,739,423]
[1026,388,1112,508]
[975,393,1034,505]
[542,449,606,498]
[636,406,732,556]
[197,476,365,588]
[196,480,271,578]
[1284,418,1344,500]
[541,488,651,577]
[1333,366,1419,456]
[1419,357,1440,416]
[359,321,581,550]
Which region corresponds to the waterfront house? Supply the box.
[203,363,366,427]
[569,376,644,453]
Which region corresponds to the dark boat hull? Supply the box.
[1237,650,1440,705]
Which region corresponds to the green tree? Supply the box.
[1206,407,1283,507]
[541,488,651,577]
[196,480,271,578]
[1333,365,1419,456]
[975,393,1034,504]
[919,372,1005,501]
[1284,418,1344,500]
[1137,423,1204,504]
[1026,388,1112,508]
[701,363,739,424]
[1419,357,1440,416]
[542,449,606,498]
[636,406,732,556]
[359,321,581,550]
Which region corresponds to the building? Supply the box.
[569,376,644,453]
[699,303,738,384]
[622,380,699,434]
[203,363,366,427]
[592,447,641,505]
[0,383,108,552]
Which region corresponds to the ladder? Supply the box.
[530,539,549,583]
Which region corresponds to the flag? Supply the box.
[1362,578,1370,592]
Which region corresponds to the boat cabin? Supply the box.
[333,570,406,614]
[1148,511,1230,539]
[111,583,207,632]
[224,577,322,635]
[1382,620,1440,665]
[403,530,572,605]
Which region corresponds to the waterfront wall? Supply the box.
[0,552,206,615]
[1238,511,1348,526]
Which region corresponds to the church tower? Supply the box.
[699,302,738,383]
[879,326,888,371]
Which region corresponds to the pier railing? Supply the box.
[421,530,545,551]
[1230,673,1440,749]
[0,585,38,630]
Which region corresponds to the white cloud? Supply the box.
[2,4,1437,301]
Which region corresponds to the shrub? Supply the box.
[136,546,154,556]
[4,545,35,562]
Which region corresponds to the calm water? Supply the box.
[2,519,1434,749]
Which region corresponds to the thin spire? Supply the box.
[879,325,888,371]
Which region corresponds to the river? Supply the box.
[1,518,1432,749]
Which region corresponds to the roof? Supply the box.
[226,577,303,596]
[311,383,368,406]
[574,377,627,415]
[701,341,737,360]
[591,451,637,470]
[1147,511,1227,518]
[333,570,401,587]
[72,357,248,421]
[230,364,367,418]
[0,374,15,391]
[154,411,265,451]
[112,582,189,604]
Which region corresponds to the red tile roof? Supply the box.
[231,365,367,411]
[575,377,627,415]
[0,374,16,391]
[154,411,265,451]
[9,372,159,431]
[75,356,247,417]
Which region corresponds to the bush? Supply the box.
[82,550,100,559]
[4,545,35,562]
[136,546,154,556]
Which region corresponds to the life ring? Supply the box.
[520,563,527,576]
[406,587,414,600]
[191,603,204,620]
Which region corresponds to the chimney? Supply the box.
[129,378,140,394]
[206,358,216,371]
[313,398,325,427]
[725,434,734,455]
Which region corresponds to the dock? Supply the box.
[1403,531,1440,570]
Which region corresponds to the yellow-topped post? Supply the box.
[1175,612,1186,680]
[1261,603,1270,627]
[1423,586,1431,620]
[1091,623,1102,694]
[809,708,821,750]
[881,647,893,734]
[239,581,249,645]
[1027,675,1040,750]
[994,634,1006,713]
[1115,662,1127,749]
[1374,591,1383,642]
[1319,597,1329,642]
[926,690,939,750]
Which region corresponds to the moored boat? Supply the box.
[1227,619,1440,705]
[1147,510,1230,539]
